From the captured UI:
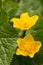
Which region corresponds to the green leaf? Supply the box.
[0,10,19,65]
[0,38,17,65]
[12,0,20,3]
[15,0,43,18]
[0,0,2,12]
[0,10,8,25]
[0,10,19,38]
[2,0,18,13]
[11,53,43,65]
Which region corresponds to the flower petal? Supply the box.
[10,18,19,23]
[33,41,42,53]
[20,12,30,20]
[20,12,30,24]
[10,12,39,30]
[10,18,21,28]
[24,34,34,41]
[27,41,42,58]
[28,15,39,29]
[16,48,27,56]
[17,38,25,49]
[27,51,35,58]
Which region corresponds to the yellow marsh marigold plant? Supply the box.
[10,12,39,30]
[16,34,42,58]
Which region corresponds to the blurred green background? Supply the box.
[0,0,43,65]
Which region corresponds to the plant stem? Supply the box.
[22,30,26,38]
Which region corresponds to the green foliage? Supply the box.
[3,0,18,13]
[0,38,17,65]
[0,0,2,12]
[0,0,43,65]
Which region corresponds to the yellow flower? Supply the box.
[10,12,39,30]
[16,34,42,58]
